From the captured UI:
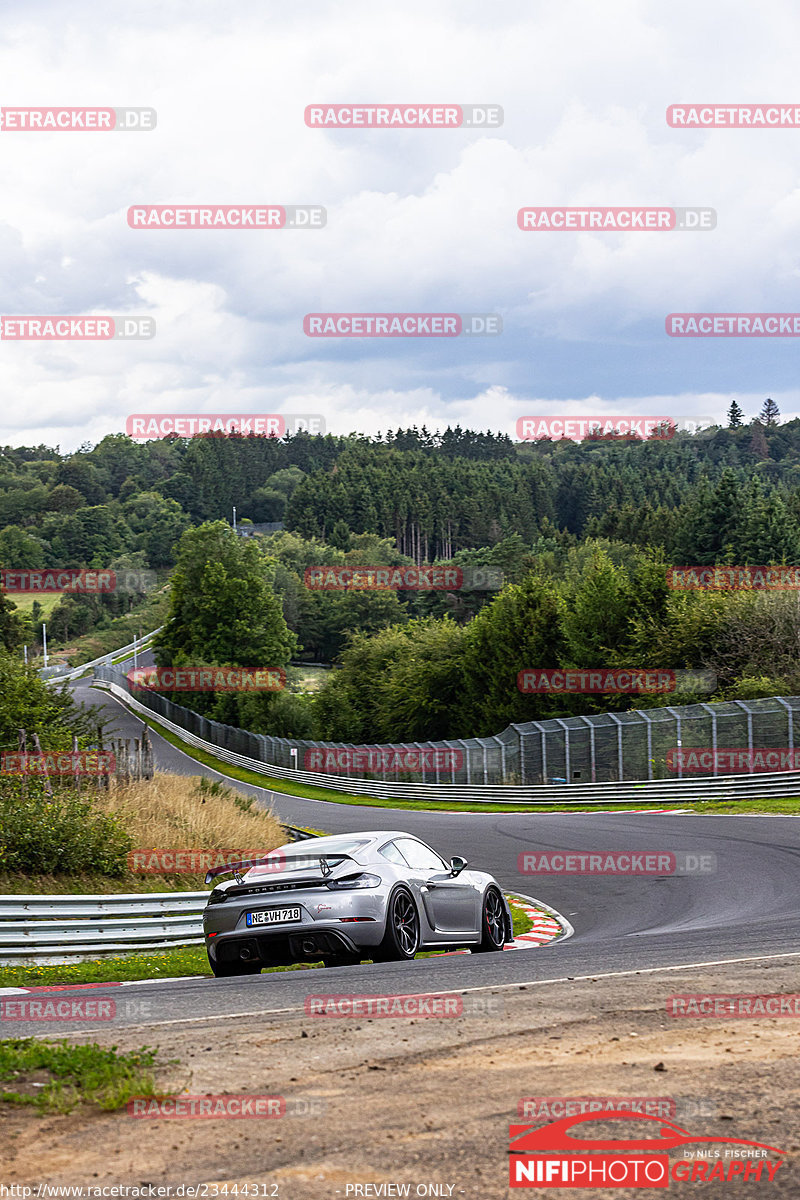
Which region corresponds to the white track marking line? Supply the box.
[45,950,800,1037]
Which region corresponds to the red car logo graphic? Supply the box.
[510,1110,784,1156]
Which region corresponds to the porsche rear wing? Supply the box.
[205,852,355,886]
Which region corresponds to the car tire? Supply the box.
[373,886,420,961]
[208,955,263,977]
[473,887,506,953]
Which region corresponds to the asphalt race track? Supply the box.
[17,672,799,1036]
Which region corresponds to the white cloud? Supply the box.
[0,0,798,449]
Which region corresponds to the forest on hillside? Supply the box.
[4,404,800,742]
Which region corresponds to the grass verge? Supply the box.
[0,898,536,989]
[0,1038,161,1113]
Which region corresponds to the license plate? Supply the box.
[246,906,302,927]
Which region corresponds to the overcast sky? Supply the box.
[1,0,798,452]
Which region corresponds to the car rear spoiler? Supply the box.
[204,852,354,886]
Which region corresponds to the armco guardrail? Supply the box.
[93,674,800,804]
[42,628,162,685]
[0,892,206,963]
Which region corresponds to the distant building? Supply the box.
[235,522,285,538]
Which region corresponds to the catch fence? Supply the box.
[93,667,800,787]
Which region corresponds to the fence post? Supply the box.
[579,716,597,783]
[665,707,682,779]
[733,700,754,772]
[699,703,718,775]
[776,698,794,763]
[638,710,654,781]
[606,713,623,781]
[553,719,570,783]
[498,736,507,783]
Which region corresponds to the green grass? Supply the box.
[289,664,330,694]
[7,593,62,618]
[0,1038,161,1113]
[0,898,537,989]
[510,900,535,938]
[93,696,800,814]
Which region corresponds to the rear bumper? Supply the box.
[208,926,366,967]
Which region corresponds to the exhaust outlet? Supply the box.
[240,946,253,960]
[302,938,317,955]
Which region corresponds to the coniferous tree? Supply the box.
[727,399,744,428]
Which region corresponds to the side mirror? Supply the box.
[449,855,468,877]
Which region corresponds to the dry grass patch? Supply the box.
[97,772,285,886]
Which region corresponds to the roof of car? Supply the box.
[287,831,416,848]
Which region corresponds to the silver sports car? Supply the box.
[203,830,513,976]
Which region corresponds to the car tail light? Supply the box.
[325,873,381,890]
